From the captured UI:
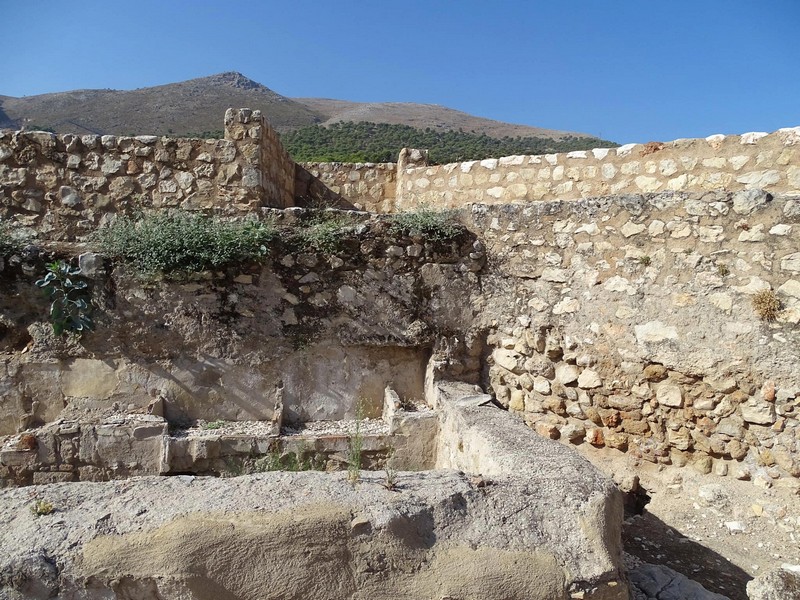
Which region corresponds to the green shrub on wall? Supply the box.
[388,206,462,242]
[96,212,277,276]
[282,212,355,254]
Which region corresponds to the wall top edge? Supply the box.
[399,125,800,173]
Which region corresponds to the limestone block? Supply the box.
[577,369,602,389]
[552,297,579,314]
[621,221,646,237]
[668,427,691,450]
[780,252,800,274]
[158,179,178,193]
[59,186,81,208]
[777,279,800,299]
[732,276,771,294]
[668,220,693,238]
[61,359,118,399]
[555,364,579,385]
[788,165,800,189]
[108,177,136,198]
[740,132,768,144]
[769,224,792,236]
[509,389,525,412]
[738,223,766,242]
[735,170,780,189]
[731,188,770,214]
[78,252,104,278]
[740,399,777,425]
[708,292,733,312]
[100,156,122,175]
[697,225,724,243]
[533,377,551,395]
[656,384,684,408]
[634,176,662,192]
[784,198,800,218]
[747,568,800,600]
[541,268,568,283]
[635,321,678,344]
[492,349,524,374]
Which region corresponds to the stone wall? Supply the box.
[0,108,294,241]
[465,190,800,484]
[394,127,800,211]
[295,161,396,212]
[0,210,483,440]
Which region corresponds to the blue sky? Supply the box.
[2,0,798,143]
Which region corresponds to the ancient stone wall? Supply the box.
[0,210,482,440]
[466,190,800,484]
[224,108,295,208]
[394,127,800,211]
[0,108,294,242]
[295,161,396,212]
[2,116,800,486]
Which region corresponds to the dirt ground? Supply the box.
[575,445,800,600]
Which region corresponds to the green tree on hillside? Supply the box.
[280,121,618,164]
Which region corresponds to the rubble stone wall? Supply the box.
[466,190,800,484]
[395,127,800,211]
[295,161,396,212]
[0,108,294,242]
[0,210,483,438]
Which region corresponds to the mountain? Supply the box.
[0,72,591,140]
[0,73,322,136]
[293,98,589,140]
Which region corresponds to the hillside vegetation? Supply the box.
[282,122,618,164]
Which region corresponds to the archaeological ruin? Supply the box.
[0,109,798,599]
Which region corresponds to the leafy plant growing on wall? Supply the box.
[95,212,277,277]
[35,261,93,336]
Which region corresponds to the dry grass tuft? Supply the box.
[752,289,781,322]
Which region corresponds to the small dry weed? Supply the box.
[752,290,781,322]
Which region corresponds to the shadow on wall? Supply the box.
[294,164,359,210]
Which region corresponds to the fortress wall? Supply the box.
[395,127,800,211]
[467,191,800,482]
[0,109,293,241]
[295,161,396,212]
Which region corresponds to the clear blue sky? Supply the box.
[2,0,798,143]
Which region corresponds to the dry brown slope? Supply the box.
[294,97,593,140]
[1,72,592,140]
[0,72,324,135]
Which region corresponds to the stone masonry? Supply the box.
[0,108,294,242]
[395,128,800,210]
[1,113,799,488]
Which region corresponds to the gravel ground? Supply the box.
[575,444,800,600]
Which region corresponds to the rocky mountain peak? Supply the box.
[205,71,265,91]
